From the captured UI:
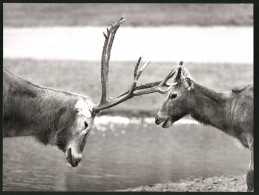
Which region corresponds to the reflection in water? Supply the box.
[3,117,249,191]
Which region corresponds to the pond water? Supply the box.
[4,26,253,63]
[3,116,249,191]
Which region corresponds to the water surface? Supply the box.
[3,26,253,63]
[3,117,249,191]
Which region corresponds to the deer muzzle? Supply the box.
[155,114,172,128]
[65,147,82,167]
[155,115,164,125]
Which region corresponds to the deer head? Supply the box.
[115,60,195,129]
[60,98,96,167]
[154,62,195,128]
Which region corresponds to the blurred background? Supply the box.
[3,3,253,191]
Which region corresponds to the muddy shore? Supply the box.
[118,175,246,192]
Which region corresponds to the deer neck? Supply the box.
[189,82,231,131]
[3,74,82,144]
[4,88,77,138]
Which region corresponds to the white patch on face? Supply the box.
[75,99,93,117]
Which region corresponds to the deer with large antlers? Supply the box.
[133,62,253,191]
[3,17,158,167]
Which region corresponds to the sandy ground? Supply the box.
[3,26,253,63]
[118,175,246,192]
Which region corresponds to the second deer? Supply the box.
[135,62,253,192]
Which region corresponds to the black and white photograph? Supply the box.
[3,3,253,192]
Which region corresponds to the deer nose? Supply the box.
[66,147,82,167]
[155,112,169,125]
[155,115,164,125]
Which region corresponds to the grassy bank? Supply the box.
[3,4,253,27]
[4,59,253,116]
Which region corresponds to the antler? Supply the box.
[117,62,181,98]
[99,17,126,104]
[132,61,184,94]
[92,17,177,113]
[92,55,151,112]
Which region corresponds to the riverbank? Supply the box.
[3,59,253,114]
[118,175,246,192]
[4,4,252,27]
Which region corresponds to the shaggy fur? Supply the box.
[3,69,92,151]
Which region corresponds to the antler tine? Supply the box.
[134,56,142,78]
[160,68,176,86]
[132,69,176,96]
[117,66,176,98]
[137,61,151,79]
[131,61,183,95]
[99,17,126,105]
[129,60,151,94]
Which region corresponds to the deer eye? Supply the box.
[169,93,177,99]
[84,122,88,129]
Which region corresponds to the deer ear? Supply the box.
[185,77,193,90]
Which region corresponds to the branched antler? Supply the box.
[92,17,177,113]
[117,66,177,98]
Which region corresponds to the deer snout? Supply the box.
[155,112,173,128]
[155,114,168,125]
[65,147,82,167]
